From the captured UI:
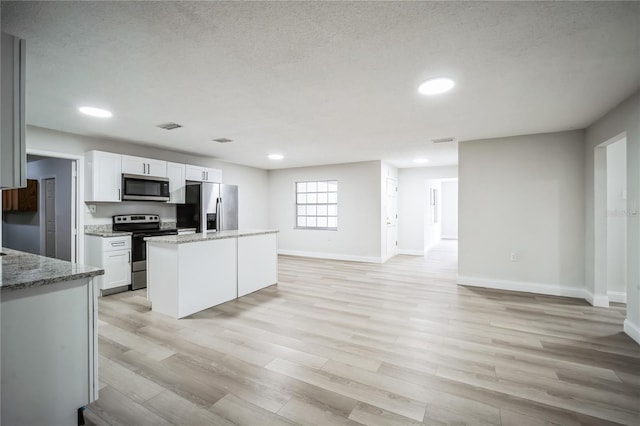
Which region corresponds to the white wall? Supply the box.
[458,131,585,295]
[441,180,458,239]
[26,126,269,229]
[397,166,458,254]
[2,157,73,260]
[606,139,627,297]
[268,161,382,262]
[585,90,640,343]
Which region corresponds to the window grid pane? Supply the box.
[295,180,338,230]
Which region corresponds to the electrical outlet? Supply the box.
[510,252,518,262]
[87,204,97,213]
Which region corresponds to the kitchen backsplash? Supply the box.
[85,221,177,234]
[84,201,176,226]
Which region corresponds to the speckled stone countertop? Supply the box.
[85,231,132,237]
[1,248,104,292]
[84,222,176,237]
[145,229,278,244]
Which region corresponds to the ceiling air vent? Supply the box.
[157,122,183,130]
[213,138,233,143]
[432,137,457,144]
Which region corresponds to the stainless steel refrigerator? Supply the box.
[177,182,238,233]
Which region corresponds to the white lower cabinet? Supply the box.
[238,233,278,297]
[148,237,237,318]
[147,231,278,319]
[85,235,131,293]
[1,277,98,426]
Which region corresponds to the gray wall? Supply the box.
[458,131,585,293]
[2,157,73,260]
[268,161,382,262]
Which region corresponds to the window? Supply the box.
[296,180,338,230]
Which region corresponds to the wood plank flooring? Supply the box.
[86,241,640,425]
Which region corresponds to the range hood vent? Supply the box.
[157,122,183,130]
[432,137,457,144]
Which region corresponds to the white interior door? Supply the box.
[44,177,56,258]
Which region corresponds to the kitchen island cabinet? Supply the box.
[1,248,103,426]
[146,229,278,319]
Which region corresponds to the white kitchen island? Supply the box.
[145,229,278,319]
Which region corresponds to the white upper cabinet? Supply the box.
[185,164,222,183]
[122,155,167,178]
[1,32,26,189]
[85,151,122,202]
[167,162,186,204]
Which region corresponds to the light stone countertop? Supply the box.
[145,229,278,244]
[84,231,132,237]
[1,248,104,292]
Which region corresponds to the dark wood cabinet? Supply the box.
[2,179,37,211]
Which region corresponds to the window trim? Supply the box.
[294,180,338,231]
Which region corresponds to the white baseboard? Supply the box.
[278,249,381,264]
[624,319,640,345]
[381,252,397,263]
[584,290,610,307]
[457,276,586,300]
[424,241,439,253]
[607,291,627,304]
[397,249,424,256]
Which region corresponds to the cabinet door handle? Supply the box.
[147,163,150,174]
[118,189,121,200]
[128,251,131,263]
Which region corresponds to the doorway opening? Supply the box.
[594,133,627,309]
[423,178,458,252]
[1,153,79,262]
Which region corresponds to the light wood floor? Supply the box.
[87,241,640,426]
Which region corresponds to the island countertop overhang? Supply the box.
[144,229,279,244]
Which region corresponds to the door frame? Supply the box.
[26,149,83,264]
[593,131,627,307]
[40,175,57,258]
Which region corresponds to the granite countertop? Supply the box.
[84,231,132,237]
[1,248,104,292]
[145,229,278,244]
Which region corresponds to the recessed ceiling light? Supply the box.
[413,158,429,164]
[268,154,284,160]
[418,78,455,95]
[78,106,112,118]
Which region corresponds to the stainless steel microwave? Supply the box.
[122,174,170,202]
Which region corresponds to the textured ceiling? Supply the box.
[2,1,639,169]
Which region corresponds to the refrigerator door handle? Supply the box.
[216,197,223,231]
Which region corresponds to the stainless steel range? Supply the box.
[112,215,177,290]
